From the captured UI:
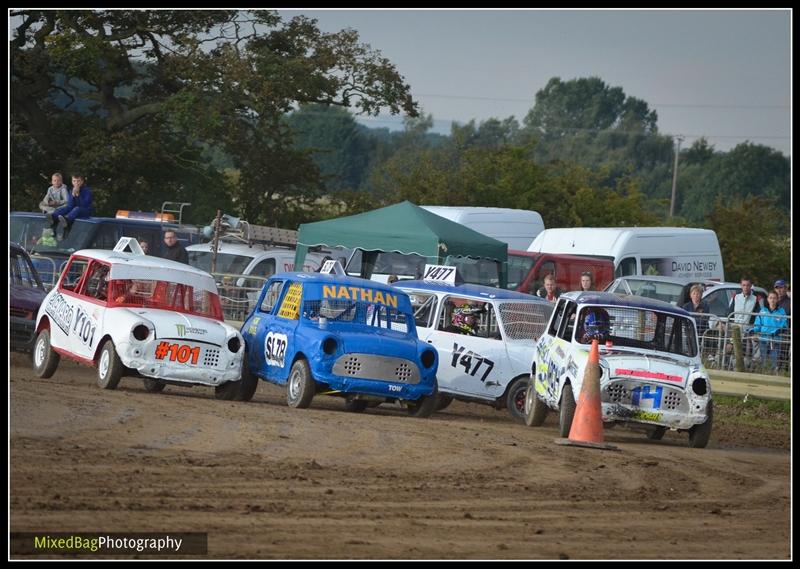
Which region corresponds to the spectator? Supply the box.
[580,271,595,292]
[751,291,788,370]
[725,276,762,368]
[161,230,188,264]
[36,227,57,247]
[139,240,150,255]
[39,172,69,214]
[682,284,712,336]
[387,274,399,284]
[537,274,562,302]
[774,279,790,317]
[51,173,93,238]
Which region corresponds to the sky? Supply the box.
[279,8,791,156]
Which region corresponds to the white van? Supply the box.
[527,227,725,281]
[421,206,545,250]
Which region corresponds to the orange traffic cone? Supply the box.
[555,339,618,451]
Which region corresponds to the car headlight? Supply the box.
[420,349,436,369]
[132,324,150,342]
[227,336,241,353]
[322,337,338,355]
[691,377,708,396]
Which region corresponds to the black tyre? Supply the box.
[436,394,454,411]
[558,383,576,438]
[32,329,60,378]
[408,383,439,418]
[215,359,259,402]
[647,426,666,440]
[143,378,166,393]
[688,400,713,449]
[506,376,531,423]
[287,359,315,408]
[97,340,123,390]
[524,382,548,427]
[344,396,369,413]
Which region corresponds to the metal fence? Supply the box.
[688,311,791,375]
[214,273,268,323]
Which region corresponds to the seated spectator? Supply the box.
[39,172,69,214]
[51,173,93,238]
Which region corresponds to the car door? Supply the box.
[421,295,504,400]
[252,279,302,384]
[65,259,109,359]
[536,298,577,404]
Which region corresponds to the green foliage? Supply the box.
[708,196,790,287]
[11,9,416,225]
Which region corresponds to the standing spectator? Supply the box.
[39,172,69,214]
[161,230,188,264]
[537,274,562,302]
[51,173,93,238]
[139,240,150,255]
[725,276,762,368]
[751,291,788,370]
[774,279,791,316]
[682,284,712,336]
[580,271,595,292]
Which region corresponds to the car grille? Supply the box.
[203,349,221,368]
[333,354,421,384]
[10,308,32,319]
[603,380,688,412]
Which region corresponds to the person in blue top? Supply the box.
[751,291,788,369]
[51,173,93,238]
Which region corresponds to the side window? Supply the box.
[617,257,637,277]
[410,293,437,328]
[60,258,90,292]
[277,282,303,320]
[81,262,111,301]
[259,280,284,313]
[547,299,567,336]
[558,302,578,341]
[251,258,276,278]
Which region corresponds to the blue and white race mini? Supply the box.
[395,279,553,421]
[525,292,713,448]
[240,269,439,416]
[32,239,245,396]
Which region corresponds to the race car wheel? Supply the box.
[97,340,123,390]
[688,400,714,449]
[287,359,315,409]
[647,426,666,440]
[558,383,576,438]
[234,358,259,402]
[33,329,60,379]
[408,382,439,418]
[506,376,530,423]
[143,378,166,393]
[344,396,369,413]
[524,382,548,427]
[436,394,454,411]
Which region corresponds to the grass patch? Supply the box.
[714,395,790,429]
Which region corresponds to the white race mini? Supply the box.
[33,239,247,398]
[395,279,553,421]
[525,292,713,448]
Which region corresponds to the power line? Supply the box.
[413,92,789,110]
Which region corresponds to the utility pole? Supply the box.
[669,135,684,219]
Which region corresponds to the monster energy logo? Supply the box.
[175,324,207,336]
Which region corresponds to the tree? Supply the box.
[523,77,657,137]
[10,10,417,223]
[708,197,790,287]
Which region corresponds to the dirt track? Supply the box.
[10,354,791,560]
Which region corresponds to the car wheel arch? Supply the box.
[92,333,115,363]
[35,316,51,335]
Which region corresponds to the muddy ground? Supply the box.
[9,354,791,560]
